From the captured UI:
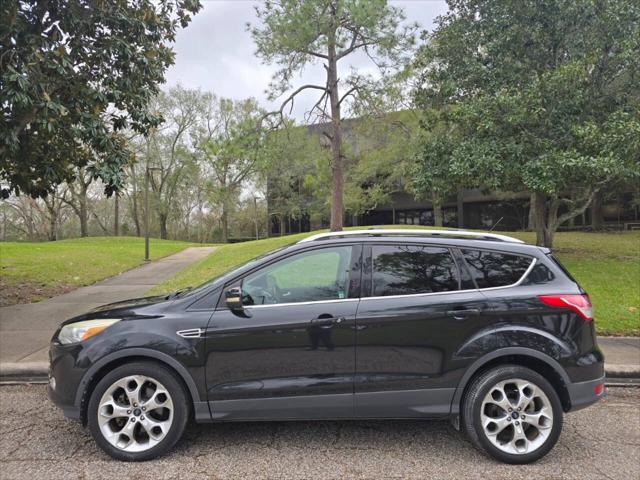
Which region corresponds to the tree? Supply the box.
[0,0,201,198]
[409,111,462,227]
[205,98,265,243]
[344,112,420,223]
[259,122,327,234]
[136,87,209,239]
[60,167,93,237]
[412,0,640,247]
[250,0,416,231]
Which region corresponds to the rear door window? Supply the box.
[461,249,533,289]
[372,245,459,296]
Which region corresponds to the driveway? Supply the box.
[0,385,637,479]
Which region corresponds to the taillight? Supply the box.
[538,294,594,321]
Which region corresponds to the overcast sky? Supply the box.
[165,0,449,120]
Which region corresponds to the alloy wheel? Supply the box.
[480,378,554,455]
[96,375,174,453]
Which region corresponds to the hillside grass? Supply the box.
[0,236,202,305]
[150,227,639,336]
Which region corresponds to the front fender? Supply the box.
[74,347,202,408]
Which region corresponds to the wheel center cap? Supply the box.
[511,411,519,419]
[133,408,142,416]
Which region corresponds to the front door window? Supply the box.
[242,246,354,305]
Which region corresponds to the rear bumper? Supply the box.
[566,375,606,412]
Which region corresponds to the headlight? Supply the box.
[57,319,121,344]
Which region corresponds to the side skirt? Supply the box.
[355,388,455,418]
[198,389,456,423]
[208,393,354,421]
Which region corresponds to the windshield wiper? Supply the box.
[165,286,193,300]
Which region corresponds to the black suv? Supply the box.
[49,229,605,463]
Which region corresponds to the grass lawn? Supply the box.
[0,236,201,306]
[150,227,639,336]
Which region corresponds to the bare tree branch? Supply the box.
[338,85,361,106]
[260,84,329,128]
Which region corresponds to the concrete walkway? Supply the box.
[0,246,216,365]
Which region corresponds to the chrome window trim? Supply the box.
[360,288,478,302]
[233,255,536,307]
[245,298,360,309]
[361,258,537,302]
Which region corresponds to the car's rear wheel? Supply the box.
[87,361,189,461]
[462,364,563,464]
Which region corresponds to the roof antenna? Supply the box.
[489,217,504,232]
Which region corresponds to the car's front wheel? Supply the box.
[462,365,563,464]
[87,361,189,461]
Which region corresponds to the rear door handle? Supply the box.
[447,309,481,320]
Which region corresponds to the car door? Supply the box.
[204,243,362,420]
[354,243,494,418]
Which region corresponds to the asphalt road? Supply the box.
[0,385,638,480]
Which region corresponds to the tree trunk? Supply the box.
[456,191,464,228]
[48,216,57,241]
[591,191,604,230]
[132,193,141,237]
[433,199,443,227]
[78,195,88,237]
[221,207,229,243]
[130,165,141,237]
[159,212,168,240]
[279,216,285,236]
[327,32,343,232]
[533,192,556,247]
[114,194,119,236]
[527,193,536,231]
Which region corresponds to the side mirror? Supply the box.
[225,286,243,311]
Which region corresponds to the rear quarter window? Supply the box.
[547,254,578,283]
[521,263,555,285]
[461,249,533,288]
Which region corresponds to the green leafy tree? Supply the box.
[250,0,416,232]
[0,0,201,198]
[412,0,640,246]
[137,87,207,239]
[205,98,265,243]
[344,111,420,222]
[260,123,329,234]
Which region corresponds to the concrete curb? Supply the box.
[0,362,49,381]
[1,361,638,383]
[604,364,640,379]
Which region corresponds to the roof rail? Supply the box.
[297,228,525,244]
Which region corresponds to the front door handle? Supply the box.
[311,314,345,325]
[447,308,481,320]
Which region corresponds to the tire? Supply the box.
[87,361,190,461]
[462,364,563,464]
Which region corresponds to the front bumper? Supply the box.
[566,375,606,411]
[47,341,88,421]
